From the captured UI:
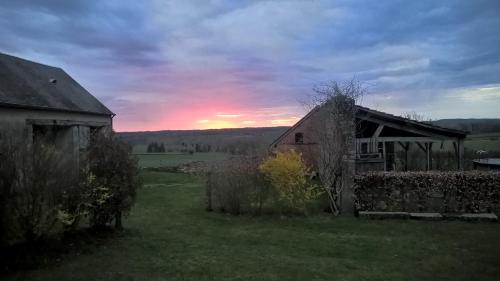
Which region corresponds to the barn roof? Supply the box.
[356,105,468,138]
[271,104,467,147]
[0,52,113,116]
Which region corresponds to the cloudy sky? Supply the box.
[1,0,499,131]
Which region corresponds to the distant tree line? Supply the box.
[142,137,268,156]
[147,142,165,153]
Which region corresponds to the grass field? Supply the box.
[134,152,230,168]
[465,134,500,152]
[4,170,500,281]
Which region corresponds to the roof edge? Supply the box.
[270,104,468,148]
[356,106,469,137]
[0,102,115,116]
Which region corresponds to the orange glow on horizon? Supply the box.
[114,106,303,131]
[110,69,306,132]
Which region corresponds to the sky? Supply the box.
[1,0,500,131]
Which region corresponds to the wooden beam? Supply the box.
[373,125,384,138]
[357,137,444,143]
[357,115,448,139]
[416,142,427,153]
[397,141,409,150]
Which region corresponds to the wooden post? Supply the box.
[398,141,410,171]
[428,142,433,170]
[457,138,464,170]
[382,141,387,171]
[416,142,428,171]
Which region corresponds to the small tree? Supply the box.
[85,132,141,229]
[259,150,319,214]
[311,80,363,216]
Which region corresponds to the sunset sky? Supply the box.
[1,1,499,131]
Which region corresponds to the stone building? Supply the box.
[0,52,114,164]
[271,104,468,214]
[271,105,468,173]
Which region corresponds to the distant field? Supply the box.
[134,152,230,168]
[132,144,148,153]
[465,133,500,151]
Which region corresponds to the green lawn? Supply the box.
[4,171,500,281]
[134,152,229,168]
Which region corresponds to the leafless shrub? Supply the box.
[206,156,268,215]
[401,111,432,123]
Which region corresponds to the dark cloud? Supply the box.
[0,0,499,129]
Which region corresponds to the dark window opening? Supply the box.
[361,143,368,154]
[32,125,71,150]
[33,125,57,146]
[378,142,384,153]
[295,132,304,144]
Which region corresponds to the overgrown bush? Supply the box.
[354,171,500,213]
[83,132,142,229]
[0,138,73,243]
[259,150,320,214]
[0,129,141,245]
[206,156,268,215]
[0,139,16,245]
[206,151,321,215]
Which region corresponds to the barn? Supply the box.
[0,52,114,165]
[271,105,468,173]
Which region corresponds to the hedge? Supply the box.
[353,171,500,213]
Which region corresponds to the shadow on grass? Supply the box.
[0,227,123,273]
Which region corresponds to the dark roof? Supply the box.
[0,52,113,115]
[356,106,468,138]
[271,104,468,147]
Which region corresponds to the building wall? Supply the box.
[0,107,112,168]
[273,111,321,170]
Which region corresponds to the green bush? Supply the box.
[84,132,142,229]
[354,171,500,213]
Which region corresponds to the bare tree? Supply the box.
[401,111,432,123]
[311,80,364,215]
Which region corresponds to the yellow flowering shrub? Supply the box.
[259,150,320,214]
